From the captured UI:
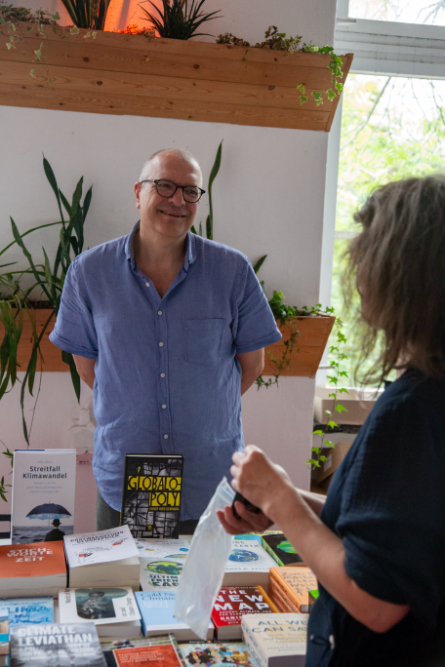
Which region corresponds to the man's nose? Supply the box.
[169,187,186,205]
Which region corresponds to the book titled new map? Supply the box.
[212,587,278,640]
[136,538,190,591]
[223,539,277,587]
[11,449,76,544]
[64,525,140,589]
[242,613,308,667]
[10,621,106,667]
[0,541,67,598]
[120,454,183,539]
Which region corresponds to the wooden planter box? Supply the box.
[0,308,66,372]
[0,22,352,131]
[263,315,335,378]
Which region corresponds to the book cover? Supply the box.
[223,539,277,586]
[59,588,141,626]
[135,591,213,641]
[0,597,54,629]
[234,532,283,545]
[110,641,182,667]
[101,635,179,667]
[11,449,76,544]
[211,587,278,639]
[136,538,190,591]
[0,542,67,597]
[120,455,183,539]
[10,621,107,667]
[260,535,304,568]
[64,525,139,568]
[242,614,308,667]
[269,568,317,613]
[179,642,260,667]
[0,613,8,662]
[267,581,299,614]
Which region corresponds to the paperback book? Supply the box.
[135,591,214,641]
[59,587,141,638]
[10,621,107,667]
[0,541,67,598]
[120,454,183,539]
[64,525,140,589]
[0,613,8,667]
[223,539,277,587]
[102,634,182,667]
[242,613,308,667]
[211,587,278,640]
[269,567,318,613]
[136,538,190,591]
[260,535,304,568]
[179,642,260,667]
[11,448,76,544]
[0,597,54,629]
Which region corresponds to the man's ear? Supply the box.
[134,182,142,209]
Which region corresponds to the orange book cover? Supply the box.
[268,580,299,614]
[114,643,182,667]
[270,566,317,612]
[0,541,66,578]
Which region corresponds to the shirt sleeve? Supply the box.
[233,258,282,354]
[335,391,445,627]
[49,256,98,359]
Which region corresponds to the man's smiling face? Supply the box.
[135,151,202,241]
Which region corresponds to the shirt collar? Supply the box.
[125,221,197,270]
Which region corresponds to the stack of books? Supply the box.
[268,567,318,613]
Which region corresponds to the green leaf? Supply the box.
[320,455,327,462]
[43,156,64,223]
[34,42,43,61]
[327,420,338,429]
[70,25,80,34]
[299,95,308,105]
[312,429,323,436]
[312,91,324,106]
[52,11,61,19]
[307,459,320,468]
[296,84,305,94]
[62,351,80,401]
[327,88,336,101]
[253,255,267,274]
[311,447,320,454]
[335,404,348,413]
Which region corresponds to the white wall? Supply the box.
[0,0,336,517]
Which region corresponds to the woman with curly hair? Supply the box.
[218,175,445,667]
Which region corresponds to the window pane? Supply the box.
[349,0,445,26]
[332,74,445,384]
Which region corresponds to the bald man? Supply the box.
[50,149,281,533]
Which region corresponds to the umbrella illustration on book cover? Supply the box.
[12,502,74,544]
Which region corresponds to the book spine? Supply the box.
[268,582,298,614]
[260,538,284,567]
[269,579,300,613]
[242,620,268,667]
[256,586,279,614]
[270,570,302,609]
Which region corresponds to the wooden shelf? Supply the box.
[0,23,352,130]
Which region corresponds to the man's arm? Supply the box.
[237,349,265,395]
[73,355,96,390]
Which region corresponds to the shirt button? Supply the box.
[145,282,150,287]
[159,342,164,347]
[158,311,163,315]
[162,404,167,409]
[164,434,169,439]
[160,373,165,378]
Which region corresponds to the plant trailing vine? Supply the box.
[0,157,92,444]
[217,26,344,107]
[307,317,349,468]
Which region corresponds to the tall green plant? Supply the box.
[0,157,92,443]
[140,0,221,40]
[59,0,110,29]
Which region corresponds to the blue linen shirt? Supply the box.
[50,223,282,520]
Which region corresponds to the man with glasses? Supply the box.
[50,148,281,534]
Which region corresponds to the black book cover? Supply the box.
[10,622,106,667]
[262,533,304,566]
[120,454,183,539]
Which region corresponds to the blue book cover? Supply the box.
[0,597,54,629]
[135,591,182,635]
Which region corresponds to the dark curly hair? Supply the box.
[344,175,445,383]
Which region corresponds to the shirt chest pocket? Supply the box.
[186,318,226,366]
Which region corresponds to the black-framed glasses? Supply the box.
[141,179,205,203]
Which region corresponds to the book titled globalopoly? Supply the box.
[63,525,140,589]
[212,586,278,640]
[11,449,76,544]
[0,541,67,598]
[9,621,106,667]
[136,538,190,591]
[223,539,277,587]
[120,454,183,539]
[242,613,308,667]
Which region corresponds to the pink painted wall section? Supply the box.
[74,452,98,533]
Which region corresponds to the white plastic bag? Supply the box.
[173,477,235,639]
